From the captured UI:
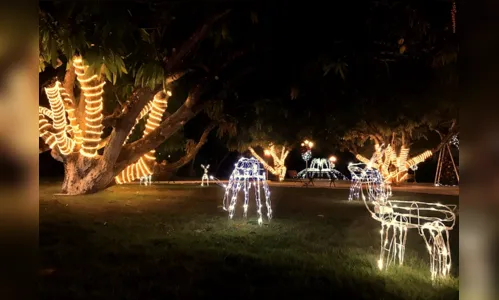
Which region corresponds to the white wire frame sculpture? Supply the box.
[348,147,457,280]
[139,174,152,185]
[222,157,272,225]
[297,158,348,180]
[200,164,210,186]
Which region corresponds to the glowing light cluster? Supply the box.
[43,82,75,155]
[297,158,347,180]
[115,92,169,184]
[249,144,290,181]
[201,164,210,186]
[347,162,392,202]
[450,135,459,150]
[348,150,457,280]
[139,175,152,185]
[356,144,433,184]
[222,157,272,225]
[73,56,106,158]
[301,150,311,162]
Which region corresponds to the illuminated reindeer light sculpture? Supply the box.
[139,174,152,186]
[201,164,210,186]
[348,146,457,280]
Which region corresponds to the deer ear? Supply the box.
[207,164,210,168]
[201,164,205,168]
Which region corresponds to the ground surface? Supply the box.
[40,182,459,300]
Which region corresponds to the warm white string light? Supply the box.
[222,157,272,225]
[201,164,210,186]
[115,91,169,184]
[248,144,290,181]
[43,81,75,155]
[73,56,105,158]
[356,144,433,184]
[297,158,347,180]
[348,146,457,280]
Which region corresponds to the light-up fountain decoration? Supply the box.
[347,146,457,280]
[222,157,272,225]
[297,157,347,180]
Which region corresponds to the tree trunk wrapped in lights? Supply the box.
[355,144,433,184]
[248,144,290,181]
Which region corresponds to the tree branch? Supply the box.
[164,9,231,73]
[154,122,217,173]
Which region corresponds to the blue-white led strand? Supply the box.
[221,157,272,225]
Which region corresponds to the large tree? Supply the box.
[38,2,256,194]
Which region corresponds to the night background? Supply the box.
[38,0,459,299]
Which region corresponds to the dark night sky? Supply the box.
[39,0,453,182]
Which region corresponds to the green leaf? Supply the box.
[139,28,150,43]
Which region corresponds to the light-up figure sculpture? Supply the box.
[297,158,347,180]
[348,146,457,280]
[140,174,152,185]
[300,140,313,178]
[201,164,210,186]
[222,157,272,225]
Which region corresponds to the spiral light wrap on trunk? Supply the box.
[115,91,169,184]
[73,56,105,158]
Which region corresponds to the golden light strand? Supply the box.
[44,82,75,155]
[123,100,154,145]
[59,87,83,145]
[115,91,169,184]
[39,114,57,149]
[74,56,105,158]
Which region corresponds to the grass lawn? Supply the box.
[40,182,459,300]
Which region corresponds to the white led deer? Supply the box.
[139,174,152,186]
[348,145,457,280]
[201,164,210,186]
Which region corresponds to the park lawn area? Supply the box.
[40,182,459,300]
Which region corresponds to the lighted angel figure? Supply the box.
[348,146,457,280]
[201,164,210,186]
[139,174,152,186]
[222,157,272,225]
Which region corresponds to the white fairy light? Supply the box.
[222,157,272,226]
[297,158,347,180]
[348,146,457,280]
[450,135,459,150]
[139,174,152,185]
[301,150,312,162]
[200,164,210,186]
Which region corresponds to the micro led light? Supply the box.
[222,157,272,225]
[348,145,457,280]
[248,145,289,181]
